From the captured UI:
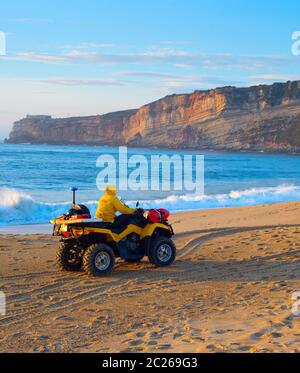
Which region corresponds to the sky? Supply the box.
[0,0,300,139]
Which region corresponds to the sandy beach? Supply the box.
[1,201,300,353]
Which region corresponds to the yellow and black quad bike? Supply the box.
[51,188,176,277]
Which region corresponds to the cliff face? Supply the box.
[6,110,136,146]
[6,80,300,152]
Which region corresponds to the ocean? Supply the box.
[1,143,300,227]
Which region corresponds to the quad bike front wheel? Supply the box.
[83,243,115,277]
[148,237,176,267]
[56,242,83,272]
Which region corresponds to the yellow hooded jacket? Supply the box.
[95,191,135,222]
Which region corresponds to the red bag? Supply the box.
[147,208,170,223]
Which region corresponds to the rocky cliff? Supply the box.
[6,80,300,152]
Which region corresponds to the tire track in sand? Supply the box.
[2,224,300,329]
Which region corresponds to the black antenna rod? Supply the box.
[71,187,78,207]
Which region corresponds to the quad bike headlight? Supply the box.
[61,224,68,232]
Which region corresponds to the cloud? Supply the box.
[37,77,126,86]
[31,72,244,92]
[142,49,194,59]
[174,63,194,69]
[153,76,246,95]
[113,71,244,87]
[63,49,299,71]
[10,18,53,24]
[1,48,298,74]
[112,71,183,79]
[0,52,66,64]
[62,43,114,49]
[159,40,193,46]
[249,73,300,82]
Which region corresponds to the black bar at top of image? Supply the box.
[0,353,299,370]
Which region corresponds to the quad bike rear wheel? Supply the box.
[56,242,83,272]
[148,237,176,267]
[83,243,115,276]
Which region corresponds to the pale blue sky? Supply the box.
[0,0,300,138]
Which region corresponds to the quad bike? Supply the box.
[51,188,176,277]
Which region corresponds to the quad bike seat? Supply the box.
[109,214,148,233]
[76,222,131,234]
[68,215,144,233]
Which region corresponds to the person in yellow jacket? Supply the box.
[95,185,135,222]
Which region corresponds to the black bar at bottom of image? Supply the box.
[0,353,299,370]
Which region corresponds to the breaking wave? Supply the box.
[0,189,96,226]
[1,185,300,226]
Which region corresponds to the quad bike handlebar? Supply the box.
[134,208,146,215]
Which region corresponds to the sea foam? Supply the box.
[1,185,300,226]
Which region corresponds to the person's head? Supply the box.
[104,185,117,195]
